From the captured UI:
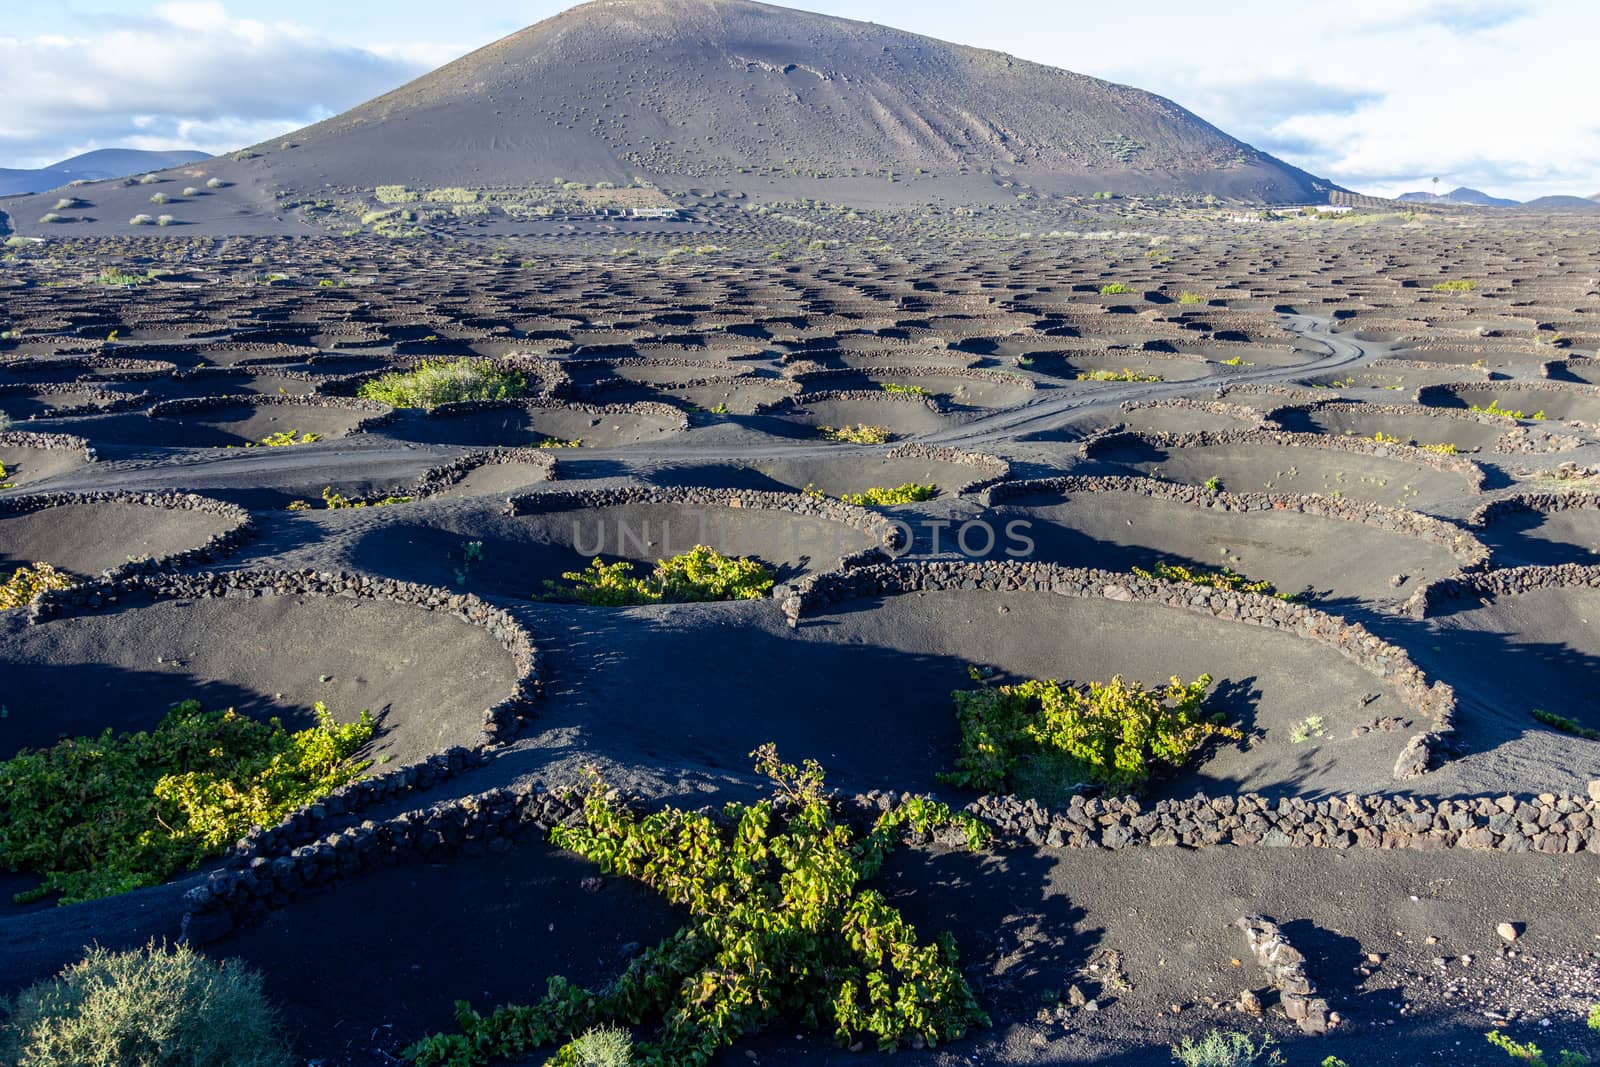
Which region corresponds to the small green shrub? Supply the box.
[1589,1003,1599,1031]
[1,562,74,609]
[374,185,418,204]
[1486,1029,1590,1066]
[0,459,13,488]
[1420,441,1459,455]
[357,358,526,410]
[1532,709,1600,741]
[96,268,150,286]
[942,671,1233,795]
[422,187,479,203]
[1132,560,1295,601]
[1170,1029,1281,1067]
[1290,715,1326,743]
[288,486,413,511]
[1076,368,1162,383]
[1433,279,1478,292]
[1178,291,1204,305]
[1204,475,1225,492]
[253,430,322,448]
[879,382,929,396]
[205,177,225,189]
[569,1025,634,1066]
[0,699,374,903]
[550,546,774,606]
[1100,282,1133,295]
[402,747,989,1067]
[819,424,891,444]
[838,483,937,506]
[1470,399,1545,421]
[534,437,582,449]
[0,940,291,1067]
[149,192,169,204]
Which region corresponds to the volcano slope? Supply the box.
[1,213,1599,1067]
[0,0,1330,238]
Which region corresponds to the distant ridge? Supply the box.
[1398,186,1519,207]
[0,149,210,196]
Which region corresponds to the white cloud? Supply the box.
[0,4,430,167]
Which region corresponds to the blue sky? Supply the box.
[4,0,1596,200]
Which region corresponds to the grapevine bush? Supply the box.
[1,561,74,609]
[0,700,374,903]
[818,424,892,444]
[357,358,527,410]
[1132,560,1297,601]
[403,746,990,1067]
[941,671,1237,795]
[547,545,774,606]
[838,483,936,506]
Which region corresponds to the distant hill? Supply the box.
[0,149,210,196]
[1521,195,1600,212]
[1398,186,1520,207]
[1,0,1336,235]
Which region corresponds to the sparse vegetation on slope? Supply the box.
[819,424,893,444]
[1,562,75,609]
[403,747,989,1067]
[837,483,937,506]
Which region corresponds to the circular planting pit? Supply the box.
[0,585,521,768]
[982,477,1480,606]
[1472,495,1600,567]
[393,400,686,448]
[1418,382,1600,425]
[346,490,890,599]
[1045,399,1264,440]
[1410,568,1600,773]
[1297,361,1491,394]
[756,392,950,439]
[548,574,1431,797]
[1270,402,1508,452]
[793,370,1034,410]
[0,385,146,422]
[1023,350,1212,384]
[135,396,390,449]
[588,375,799,416]
[0,434,93,488]
[1083,430,1484,511]
[139,368,324,400]
[0,493,247,578]
[647,444,1005,498]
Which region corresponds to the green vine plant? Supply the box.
[545,545,774,606]
[818,424,892,444]
[357,358,527,410]
[1,561,75,609]
[1469,399,1546,421]
[533,437,583,449]
[0,700,373,903]
[878,382,930,396]
[940,668,1239,797]
[836,483,937,506]
[0,459,14,488]
[403,746,991,1067]
[1486,1029,1590,1067]
[1075,368,1163,383]
[288,486,415,511]
[452,540,485,586]
[227,429,324,449]
[1132,560,1299,602]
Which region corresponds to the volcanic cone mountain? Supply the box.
[1,0,1333,233]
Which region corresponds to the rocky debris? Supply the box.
[1236,915,1332,1035]
[0,428,97,460]
[1407,562,1600,619]
[0,380,151,418]
[1497,922,1523,943]
[883,442,1010,494]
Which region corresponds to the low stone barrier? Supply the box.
[0,429,97,461]
[0,382,150,418]
[883,442,1010,494]
[780,560,1457,780]
[1469,491,1600,528]
[1405,562,1600,617]
[0,490,253,576]
[145,393,398,434]
[422,397,690,432]
[981,475,1489,572]
[1119,397,1268,427]
[1080,428,1490,492]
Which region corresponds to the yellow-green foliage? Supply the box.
[0,700,374,903]
[0,460,12,488]
[878,382,930,396]
[533,437,582,449]
[1531,708,1600,741]
[1076,368,1163,383]
[357,358,527,410]
[1099,282,1133,295]
[1178,291,1205,305]
[1372,431,1401,444]
[819,424,892,444]
[254,430,322,448]
[1486,1029,1590,1067]
[374,185,418,204]
[942,672,1234,794]
[1470,398,1545,421]
[288,486,413,511]
[550,545,774,606]
[1433,279,1478,292]
[1,941,291,1067]
[1133,560,1296,601]
[1,562,74,609]
[838,483,937,506]
[423,187,479,204]
[403,747,990,1067]
[1420,441,1459,455]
